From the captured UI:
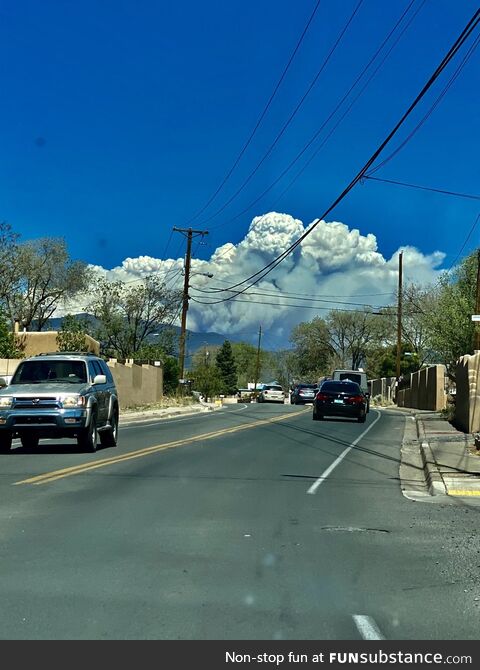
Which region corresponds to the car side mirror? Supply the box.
[93,374,107,385]
[0,377,7,388]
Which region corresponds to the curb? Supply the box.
[119,403,221,426]
[415,414,448,496]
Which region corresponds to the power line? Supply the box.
[189,295,402,315]
[206,0,422,233]
[447,212,480,271]
[183,0,323,224]
[195,0,365,228]
[362,175,480,201]
[190,284,389,308]
[201,9,480,304]
[366,31,480,176]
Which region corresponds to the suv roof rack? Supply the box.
[35,351,98,357]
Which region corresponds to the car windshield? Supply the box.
[321,381,361,394]
[11,360,88,384]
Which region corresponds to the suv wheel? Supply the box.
[21,434,39,449]
[78,415,97,453]
[0,432,12,453]
[100,410,118,448]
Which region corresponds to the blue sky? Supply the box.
[0,0,478,277]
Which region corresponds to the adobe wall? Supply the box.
[455,353,480,433]
[107,360,163,409]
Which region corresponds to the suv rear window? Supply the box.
[338,372,362,385]
[265,385,283,391]
[320,381,361,394]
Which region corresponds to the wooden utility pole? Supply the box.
[474,249,480,351]
[253,325,262,400]
[173,227,208,381]
[396,251,403,381]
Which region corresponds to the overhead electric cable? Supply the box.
[447,212,480,271]
[206,0,421,232]
[183,0,323,224]
[200,8,480,303]
[366,31,480,176]
[362,175,480,201]
[195,0,365,227]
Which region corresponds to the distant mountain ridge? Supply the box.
[45,314,248,355]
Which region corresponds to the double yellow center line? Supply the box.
[15,409,304,486]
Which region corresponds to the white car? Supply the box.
[258,384,285,403]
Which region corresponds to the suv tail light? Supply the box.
[316,392,328,401]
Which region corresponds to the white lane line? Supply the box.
[307,409,382,495]
[352,615,385,640]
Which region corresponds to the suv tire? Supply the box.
[100,409,118,448]
[0,432,12,453]
[78,415,97,453]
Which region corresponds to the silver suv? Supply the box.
[0,353,119,453]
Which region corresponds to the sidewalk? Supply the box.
[394,405,480,499]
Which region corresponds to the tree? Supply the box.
[289,317,334,380]
[326,309,392,371]
[231,342,261,388]
[0,310,23,358]
[88,276,181,358]
[56,314,91,352]
[191,361,223,399]
[215,340,237,394]
[0,222,20,324]
[3,238,90,331]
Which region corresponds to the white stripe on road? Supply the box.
[307,409,382,495]
[352,615,385,640]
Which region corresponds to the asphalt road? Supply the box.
[0,403,479,640]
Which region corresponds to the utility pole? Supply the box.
[253,325,262,401]
[474,249,480,351]
[173,227,208,381]
[396,251,403,382]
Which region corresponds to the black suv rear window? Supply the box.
[321,381,361,394]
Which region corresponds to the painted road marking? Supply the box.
[448,490,480,496]
[15,409,306,486]
[307,410,382,495]
[352,615,385,640]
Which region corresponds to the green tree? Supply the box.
[3,238,89,331]
[191,361,223,399]
[289,316,334,380]
[215,340,237,394]
[326,309,392,371]
[56,314,91,352]
[88,276,181,358]
[231,342,258,388]
[0,310,23,358]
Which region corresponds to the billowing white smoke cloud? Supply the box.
[64,213,445,347]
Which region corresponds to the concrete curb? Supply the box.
[419,441,448,496]
[119,403,221,426]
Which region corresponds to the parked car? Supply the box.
[312,380,367,423]
[290,383,317,404]
[258,384,285,403]
[331,369,370,412]
[0,352,119,453]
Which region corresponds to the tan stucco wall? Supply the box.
[455,353,480,433]
[395,365,446,411]
[0,358,21,378]
[107,360,163,409]
[14,331,100,356]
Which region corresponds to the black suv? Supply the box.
[0,353,119,453]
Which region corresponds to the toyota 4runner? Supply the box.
[0,353,119,453]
